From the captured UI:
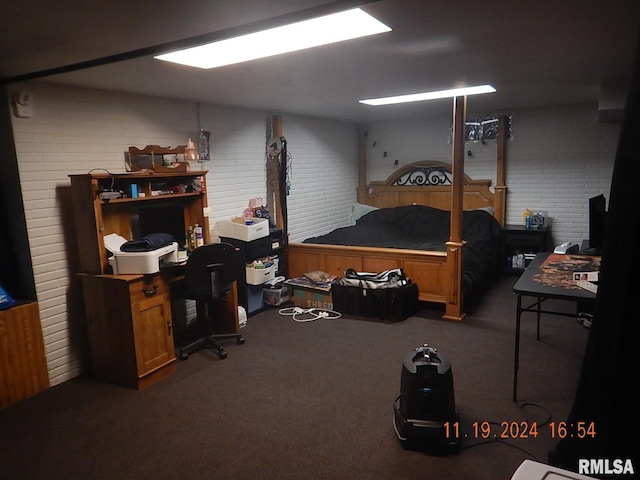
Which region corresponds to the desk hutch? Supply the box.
[69,170,211,389]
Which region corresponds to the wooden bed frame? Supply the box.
[287,111,508,321]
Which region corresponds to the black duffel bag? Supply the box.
[331,268,419,322]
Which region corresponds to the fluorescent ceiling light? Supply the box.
[154,8,391,69]
[359,85,497,106]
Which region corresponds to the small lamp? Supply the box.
[185,138,199,161]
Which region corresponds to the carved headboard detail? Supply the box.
[363,161,504,225]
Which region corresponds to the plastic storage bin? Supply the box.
[245,264,275,285]
[216,217,269,242]
[263,285,291,306]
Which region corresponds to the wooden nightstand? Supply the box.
[502,224,549,273]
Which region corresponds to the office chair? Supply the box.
[177,242,245,360]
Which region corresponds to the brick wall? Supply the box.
[9,82,356,385]
[283,118,358,242]
[365,103,621,245]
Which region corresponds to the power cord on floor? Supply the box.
[278,306,342,322]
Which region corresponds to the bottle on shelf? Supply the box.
[194,224,204,248]
[523,208,531,228]
[186,226,195,252]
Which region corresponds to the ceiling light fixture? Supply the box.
[359,85,497,106]
[154,8,391,69]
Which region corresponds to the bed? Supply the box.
[287,113,509,321]
[303,200,502,294]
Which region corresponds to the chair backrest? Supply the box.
[183,243,244,300]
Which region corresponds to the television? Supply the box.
[587,194,607,253]
[135,204,185,249]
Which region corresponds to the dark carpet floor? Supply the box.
[0,274,590,479]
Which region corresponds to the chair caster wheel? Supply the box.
[237,336,245,345]
[180,352,188,360]
[218,350,228,359]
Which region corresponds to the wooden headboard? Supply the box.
[362,161,506,225]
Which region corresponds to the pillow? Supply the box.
[303,271,337,284]
[474,206,494,216]
[0,284,16,310]
[351,203,378,224]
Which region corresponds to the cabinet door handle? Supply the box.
[143,285,158,297]
[167,321,173,335]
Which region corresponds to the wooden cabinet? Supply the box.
[69,170,210,389]
[0,301,49,408]
[79,274,175,389]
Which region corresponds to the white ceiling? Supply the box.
[1,0,639,123]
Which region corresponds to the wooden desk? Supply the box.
[512,252,599,402]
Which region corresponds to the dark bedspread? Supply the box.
[302,204,503,301]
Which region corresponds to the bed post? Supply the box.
[444,96,467,321]
[269,115,285,231]
[357,128,368,203]
[269,114,289,277]
[494,115,508,226]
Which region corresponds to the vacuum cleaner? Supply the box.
[393,344,460,452]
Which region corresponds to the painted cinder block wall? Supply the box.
[9,81,620,386]
[9,81,358,386]
[364,102,620,245]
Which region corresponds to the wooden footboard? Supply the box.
[288,242,465,321]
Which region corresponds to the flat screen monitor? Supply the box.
[135,204,185,248]
[588,194,606,252]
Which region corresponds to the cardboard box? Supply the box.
[575,280,598,293]
[290,285,333,310]
[573,271,599,293]
[573,271,599,282]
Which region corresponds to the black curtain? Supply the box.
[0,86,36,301]
[549,30,640,475]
